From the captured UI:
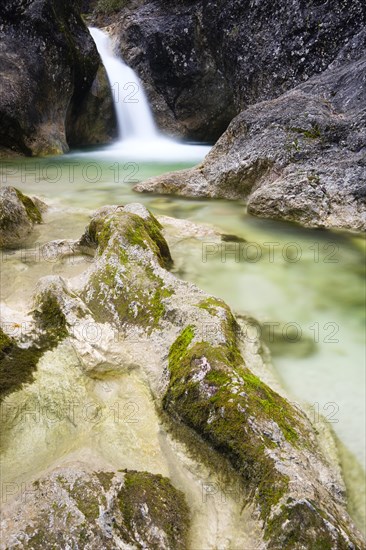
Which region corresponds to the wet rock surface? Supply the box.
[0,186,44,248]
[136,52,366,230]
[91,0,366,142]
[2,202,362,548]
[0,466,190,549]
[0,0,114,156]
[66,64,118,148]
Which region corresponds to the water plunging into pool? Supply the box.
[88,27,211,163]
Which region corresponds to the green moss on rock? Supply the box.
[84,209,172,269]
[69,478,104,521]
[163,310,318,527]
[87,262,173,331]
[164,329,294,520]
[197,296,229,316]
[0,328,42,402]
[197,297,244,367]
[95,471,114,491]
[82,209,173,331]
[117,471,190,550]
[0,290,68,401]
[0,187,43,248]
[163,311,362,547]
[265,498,353,550]
[15,189,42,224]
[290,124,322,140]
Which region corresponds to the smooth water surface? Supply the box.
[1,153,365,474]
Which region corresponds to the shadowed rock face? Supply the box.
[92,0,366,141]
[66,64,118,148]
[0,0,116,157]
[135,49,366,231]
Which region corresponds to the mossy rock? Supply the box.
[0,285,68,401]
[0,186,43,248]
[81,207,172,269]
[87,262,173,331]
[33,290,69,346]
[1,467,190,550]
[265,498,355,550]
[117,471,190,550]
[81,206,173,331]
[0,327,42,402]
[15,189,43,224]
[62,475,106,521]
[163,324,301,522]
[163,301,363,547]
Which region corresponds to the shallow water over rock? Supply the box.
[1,153,365,535]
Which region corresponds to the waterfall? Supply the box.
[88,27,210,162]
[89,27,157,141]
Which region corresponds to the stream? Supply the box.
[1,155,365,524]
[0,25,365,546]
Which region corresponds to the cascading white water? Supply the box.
[88,27,211,162]
[89,27,157,140]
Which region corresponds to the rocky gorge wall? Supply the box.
[92,0,366,142]
[136,47,366,230]
[84,0,366,230]
[0,0,116,157]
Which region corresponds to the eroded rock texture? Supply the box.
[2,203,361,548]
[135,50,366,230]
[93,0,366,141]
[0,0,116,157]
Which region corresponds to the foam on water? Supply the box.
[87,27,211,163]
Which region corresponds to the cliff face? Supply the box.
[95,0,366,141]
[0,0,116,157]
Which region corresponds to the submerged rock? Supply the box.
[26,203,364,548]
[0,187,44,248]
[0,466,190,549]
[135,53,366,231]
